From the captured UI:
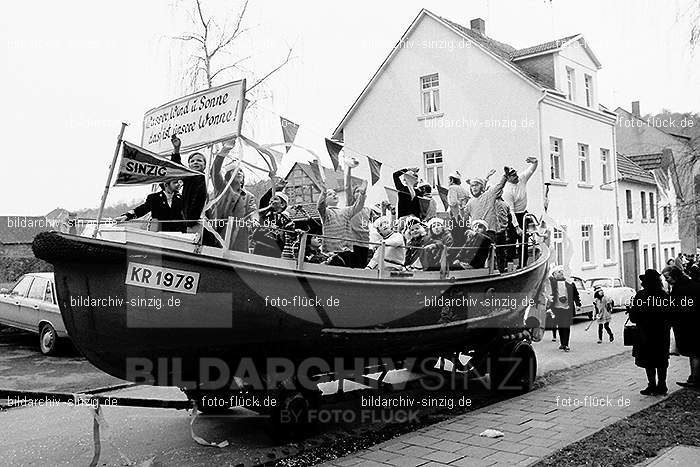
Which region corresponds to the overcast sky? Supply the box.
[1,0,698,216]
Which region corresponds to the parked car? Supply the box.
[0,273,68,355]
[571,276,595,320]
[585,277,636,311]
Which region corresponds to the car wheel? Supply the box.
[39,324,59,355]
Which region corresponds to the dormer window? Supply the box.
[584,74,593,107]
[566,67,575,101]
[420,73,440,114]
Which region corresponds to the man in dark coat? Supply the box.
[393,167,422,219]
[117,180,186,233]
[548,266,580,352]
[663,266,700,388]
[629,269,672,395]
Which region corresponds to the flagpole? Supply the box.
[93,122,128,238]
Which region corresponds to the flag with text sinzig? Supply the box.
[280,116,299,154]
[366,155,382,186]
[324,138,342,171]
[115,141,203,186]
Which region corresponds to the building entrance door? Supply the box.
[623,240,639,290]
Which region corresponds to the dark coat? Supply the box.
[629,289,671,368]
[421,231,454,271]
[548,278,581,327]
[670,277,700,357]
[171,153,207,227]
[455,231,492,269]
[127,191,186,233]
[393,169,422,219]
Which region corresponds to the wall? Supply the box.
[540,99,618,280]
[341,14,542,209]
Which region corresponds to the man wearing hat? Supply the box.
[503,157,539,264]
[463,170,509,243]
[548,265,581,351]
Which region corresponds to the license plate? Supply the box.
[125,262,199,295]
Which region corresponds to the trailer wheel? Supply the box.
[489,341,536,393]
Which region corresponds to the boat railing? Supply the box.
[85,215,545,279]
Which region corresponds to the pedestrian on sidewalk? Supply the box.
[593,286,614,343]
[628,269,671,396]
[662,266,700,389]
[548,265,581,352]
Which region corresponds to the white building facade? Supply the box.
[333,9,619,280]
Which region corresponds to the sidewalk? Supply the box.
[323,355,688,467]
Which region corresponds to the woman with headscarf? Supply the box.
[548,265,581,352]
[629,269,672,395]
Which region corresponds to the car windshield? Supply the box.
[587,278,612,288]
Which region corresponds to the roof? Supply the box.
[333,9,598,137]
[0,216,53,244]
[511,35,581,58]
[616,154,657,185]
[627,153,663,171]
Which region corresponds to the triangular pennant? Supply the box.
[436,185,449,211]
[280,117,299,154]
[324,138,342,171]
[114,141,203,186]
[309,159,323,185]
[366,155,382,186]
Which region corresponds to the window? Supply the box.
[584,74,593,107]
[671,247,676,258]
[641,192,647,220]
[625,190,633,219]
[11,276,33,297]
[664,247,669,261]
[27,278,47,301]
[550,137,563,180]
[649,193,655,221]
[578,144,590,183]
[423,150,444,187]
[603,224,614,261]
[43,282,54,304]
[652,245,657,269]
[420,73,440,114]
[600,149,610,184]
[553,227,565,266]
[566,67,576,101]
[663,205,672,224]
[643,246,649,270]
[581,224,593,263]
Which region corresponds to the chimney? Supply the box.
[470,18,485,35]
[631,101,640,118]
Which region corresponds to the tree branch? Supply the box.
[210,56,251,81]
[247,47,293,92]
[211,0,250,57]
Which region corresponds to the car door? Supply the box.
[0,276,34,328]
[572,277,594,317]
[21,277,48,332]
[42,279,67,336]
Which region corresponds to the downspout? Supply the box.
[612,129,624,282]
[655,184,662,267]
[537,91,547,214]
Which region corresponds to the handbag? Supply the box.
[623,316,638,347]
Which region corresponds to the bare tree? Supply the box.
[173,0,293,95]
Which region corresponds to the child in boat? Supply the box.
[404,219,428,269]
[116,179,186,233]
[452,219,493,269]
[304,235,332,264]
[421,218,454,271]
[317,185,367,267]
[170,135,208,236]
[366,216,405,271]
[253,191,295,258]
[593,285,614,343]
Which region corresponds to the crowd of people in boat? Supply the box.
[117,135,544,272]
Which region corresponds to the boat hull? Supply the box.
[33,231,549,386]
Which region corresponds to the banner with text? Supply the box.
[115,141,203,186]
[141,79,246,154]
